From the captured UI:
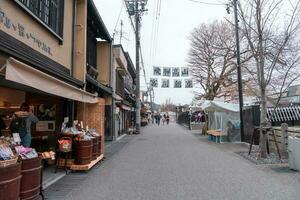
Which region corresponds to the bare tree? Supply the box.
[237,0,300,157]
[187,20,249,100]
[160,98,176,112]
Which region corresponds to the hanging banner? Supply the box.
[185,79,193,88]
[150,78,158,87]
[172,67,180,77]
[181,67,189,77]
[174,80,182,88]
[163,67,171,77]
[153,66,161,76]
[161,79,170,88]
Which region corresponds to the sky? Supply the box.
[95,0,227,105]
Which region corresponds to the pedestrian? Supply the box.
[151,113,155,124]
[148,113,151,124]
[166,113,170,125]
[156,113,161,125]
[162,114,166,125]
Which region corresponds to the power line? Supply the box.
[150,0,162,68]
[113,1,125,41]
[187,0,225,5]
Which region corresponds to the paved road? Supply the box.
[45,123,300,200]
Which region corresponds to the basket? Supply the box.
[58,137,72,152]
[0,156,19,168]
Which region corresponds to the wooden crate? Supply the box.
[70,154,104,171]
[56,158,74,168]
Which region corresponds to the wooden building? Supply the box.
[0,0,113,186]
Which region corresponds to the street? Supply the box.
[45,123,300,200]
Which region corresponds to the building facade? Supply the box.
[0,0,113,186]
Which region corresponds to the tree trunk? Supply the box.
[260,88,268,158]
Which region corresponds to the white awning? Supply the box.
[4,57,98,103]
[121,104,131,111]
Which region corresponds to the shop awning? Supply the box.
[121,104,131,111]
[4,58,98,103]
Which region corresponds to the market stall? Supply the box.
[57,122,104,171]
[0,85,105,198]
[201,101,241,142]
[0,137,43,200]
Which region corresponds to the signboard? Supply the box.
[174,80,182,88]
[153,66,161,76]
[181,68,189,77]
[161,79,170,88]
[172,67,180,77]
[36,121,55,131]
[163,67,171,77]
[185,79,193,88]
[150,78,158,87]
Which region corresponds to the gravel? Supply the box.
[237,151,288,165]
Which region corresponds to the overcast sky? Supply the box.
[96,0,227,105]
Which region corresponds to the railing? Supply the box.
[124,75,133,93]
[86,64,98,80]
[116,71,125,98]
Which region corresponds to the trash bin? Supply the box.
[288,136,300,171]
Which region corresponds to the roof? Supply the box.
[88,0,112,42]
[201,100,240,112]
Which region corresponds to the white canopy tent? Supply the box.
[201,101,241,142]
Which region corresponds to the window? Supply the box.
[15,0,64,39]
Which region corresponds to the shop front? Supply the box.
[0,57,105,199]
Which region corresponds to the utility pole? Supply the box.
[126,0,148,134]
[231,0,245,141]
[148,85,154,113]
[135,0,141,134]
[120,20,124,44]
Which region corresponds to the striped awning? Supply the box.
[267,106,300,122]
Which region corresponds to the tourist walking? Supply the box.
[162,114,166,125]
[155,113,161,125]
[166,113,170,125]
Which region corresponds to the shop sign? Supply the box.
[0,7,52,56]
[36,121,55,131]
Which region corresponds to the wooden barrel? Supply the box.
[97,136,101,156]
[92,137,99,160]
[20,156,42,200]
[75,140,93,165]
[0,162,22,200]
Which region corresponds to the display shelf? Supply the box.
[70,154,104,171]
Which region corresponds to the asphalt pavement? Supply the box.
[45,123,300,200]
